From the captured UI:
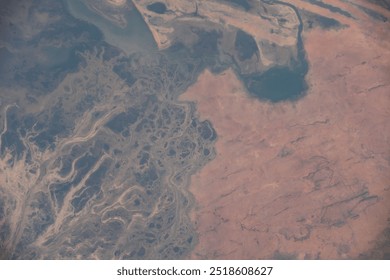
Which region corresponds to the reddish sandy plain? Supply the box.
[180,3,390,259]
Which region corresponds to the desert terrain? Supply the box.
[0,0,389,259]
[180,0,390,259]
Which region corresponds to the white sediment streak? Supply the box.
[106,0,126,7]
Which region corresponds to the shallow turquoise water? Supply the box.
[65,0,157,55]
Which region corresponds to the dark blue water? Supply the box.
[306,0,353,18]
[356,4,388,22]
[223,0,252,11]
[314,14,342,28]
[243,0,308,102]
[245,67,306,102]
[235,30,258,60]
[147,2,167,14]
